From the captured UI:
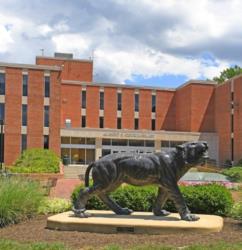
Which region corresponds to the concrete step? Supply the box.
[64,165,88,179]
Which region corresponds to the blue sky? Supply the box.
[0,0,241,88]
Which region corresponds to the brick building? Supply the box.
[0,53,240,167]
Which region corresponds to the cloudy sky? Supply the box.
[0,0,241,87]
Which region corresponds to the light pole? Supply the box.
[0,119,4,171]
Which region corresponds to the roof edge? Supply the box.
[0,62,61,71]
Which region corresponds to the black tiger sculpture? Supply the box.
[73,141,209,221]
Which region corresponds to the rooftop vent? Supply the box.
[54,52,73,59]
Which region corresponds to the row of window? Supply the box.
[81,90,157,112]
[21,134,49,152]
[0,73,50,97]
[0,103,49,127]
[80,116,156,130]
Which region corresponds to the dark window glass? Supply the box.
[44,76,50,97]
[86,138,95,145]
[102,139,111,145]
[152,95,156,112]
[0,103,4,121]
[0,73,5,95]
[44,106,49,127]
[102,149,111,157]
[99,117,104,128]
[112,139,127,146]
[152,119,155,130]
[170,141,183,147]
[61,137,70,144]
[71,137,85,144]
[135,118,139,130]
[82,116,86,127]
[22,104,27,126]
[100,92,104,110]
[21,134,27,152]
[44,135,49,149]
[135,94,139,112]
[117,117,121,129]
[22,75,28,96]
[82,91,86,109]
[117,93,122,111]
[145,140,155,147]
[161,141,170,147]
[129,140,144,147]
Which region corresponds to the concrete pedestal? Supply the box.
[47,210,223,234]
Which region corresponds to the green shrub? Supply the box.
[10,148,60,173]
[71,184,233,216]
[222,167,242,182]
[230,201,242,220]
[38,198,71,215]
[0,176,44,227]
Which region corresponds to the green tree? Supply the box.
[213,65,242,84]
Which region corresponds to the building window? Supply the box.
[44,76,50,97]
[135,118,139,130]
[81,90,86,109]
[44,106,49,127]
[152,119,155,130]
[99,117,104,128]
[117,93,122,111]
[152,95,156,112]
[82,116,86,127]
[135,94,139,112]
[117,117,121,129]
[100,92,104,110]
[0,73,5,95]
[21,134,27,152]
[44,135,49,149]
[22,74,28,96]
[22,104,27,126]
[0,103,4,121]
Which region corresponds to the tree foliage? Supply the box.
[213,65,242,84]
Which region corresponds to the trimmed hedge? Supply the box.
[10,148,60,173]
[0,177,44,227]
[230,201,242,220]
[71,184,233,216]
[222,167,242,182]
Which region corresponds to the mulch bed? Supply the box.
[0,215,241,249]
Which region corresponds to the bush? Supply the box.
[71,184,233,216]
[10,148,60,173]
[230,201,242,220]
[38,198,71,215]
[0,176,44,227]
[222,167,242,182]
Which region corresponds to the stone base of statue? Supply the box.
[47,210,223,234]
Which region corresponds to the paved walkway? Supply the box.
[50,179,82,199]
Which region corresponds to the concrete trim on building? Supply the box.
[0,62,61,71]
[36,56,93,64]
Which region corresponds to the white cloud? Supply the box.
[0,0,241,85]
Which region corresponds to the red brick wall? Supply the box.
[4,68,22,165]
[233,77,242,162]
[27,70,44,148]
[86,86,99,128]
[36,57,93,82]
[156,90,176,130]
[104,87,117,129]
[61,84,81,128]
[49,72,61,156]
[191,84,215,132]
[175,85,191,131]
[122,88,134,129]
[215,82,231,164]
[139,89,152,130]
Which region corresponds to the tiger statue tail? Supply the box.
[85,162,94,187]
